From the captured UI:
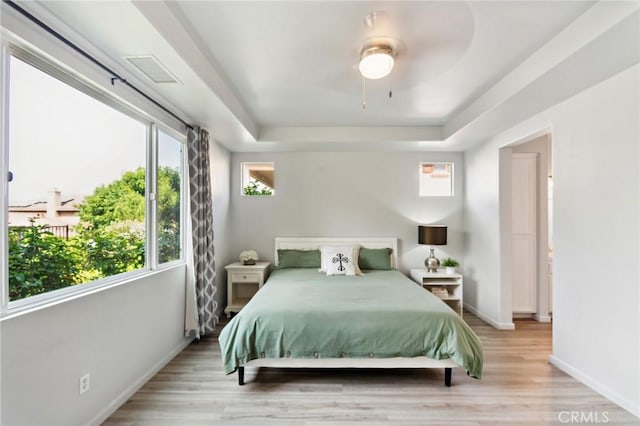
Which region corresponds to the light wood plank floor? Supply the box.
[104,314,637,425]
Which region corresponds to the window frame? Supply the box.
[156,126,187,268]
[0,43,187,316]
[241,161,275,196]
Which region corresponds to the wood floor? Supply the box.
[104,314,637,425]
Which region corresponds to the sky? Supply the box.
[8,56,182,206]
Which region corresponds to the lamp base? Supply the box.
[424,247,440,273]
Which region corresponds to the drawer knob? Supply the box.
[243,275,247,279]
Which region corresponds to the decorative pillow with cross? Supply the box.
[321,246,359,276]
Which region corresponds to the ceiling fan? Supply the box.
[357,11,401,109]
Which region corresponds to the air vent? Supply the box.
[124,55,180,84]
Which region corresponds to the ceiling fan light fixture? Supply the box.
[359,45,394,80]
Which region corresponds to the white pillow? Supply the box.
[320,245,342,272]
[319,245,361,273]
[320,245,361,276]
[324,247,356,276]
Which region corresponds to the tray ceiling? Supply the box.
[23,1,638,151]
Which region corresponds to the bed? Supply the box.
[218,237,483,386]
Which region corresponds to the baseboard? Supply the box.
[534,313,552,323]
[90,337,194,425]
[464,304,515,330]
[549,355,640,418]
[513,313,534,319]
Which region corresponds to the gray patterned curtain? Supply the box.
[185,127,218,338]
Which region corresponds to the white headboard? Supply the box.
[274,237,398,269]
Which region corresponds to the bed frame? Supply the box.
[238,237,458,386]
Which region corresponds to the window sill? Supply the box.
[0,262,186,322]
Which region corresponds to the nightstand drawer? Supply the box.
[231,272,260,283]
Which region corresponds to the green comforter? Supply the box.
[218,269,483,378]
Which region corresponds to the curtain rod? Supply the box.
[3,0,194,131]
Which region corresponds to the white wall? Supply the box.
[0,11,196,423]
[464,65,639,415]
[0,5,236,424]
[0,140,232,426]
[229,151,464,273]
[550,65,638,416]
[0,266,190,425]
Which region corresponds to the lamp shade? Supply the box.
[359,46,394,79]
[418,225,447,245]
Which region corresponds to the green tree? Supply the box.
[8,167,181,300]
[79,168,146,228]
[157,167,181,263]
[77,166,181,271]
[78,221,146,277]
[76,167,146,277]
[8,220,82,300]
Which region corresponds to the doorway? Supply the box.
[502,133,553,323]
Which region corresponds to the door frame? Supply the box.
[499,130,552,324]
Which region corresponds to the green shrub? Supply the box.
[243,180,273,195]
[8,221,82,300]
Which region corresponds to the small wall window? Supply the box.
[419,163,454,196]
[242,162,274,196]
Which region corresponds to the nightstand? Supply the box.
[224,262,270,317]
[410,269,463,317]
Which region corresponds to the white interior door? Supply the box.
[511,153,538,313]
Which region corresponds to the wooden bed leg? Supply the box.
[444,368,452,387]
[238,366,245,386]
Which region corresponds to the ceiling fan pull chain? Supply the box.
[362,76,367,109]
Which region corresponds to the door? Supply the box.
[511,153,538,313]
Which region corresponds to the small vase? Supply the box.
[425,248,440,273]
[243,260,256,265]
[445,266,456,274]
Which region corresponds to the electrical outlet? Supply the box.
[79,373,90,395]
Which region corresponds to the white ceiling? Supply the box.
[23,1,640,151]
[171,1,591,126]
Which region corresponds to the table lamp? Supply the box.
[418,225,447,272]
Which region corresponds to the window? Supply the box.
[2,51,185,308]
[157,130,183,264]
[241,162,274,196]
[419,162,454,197]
